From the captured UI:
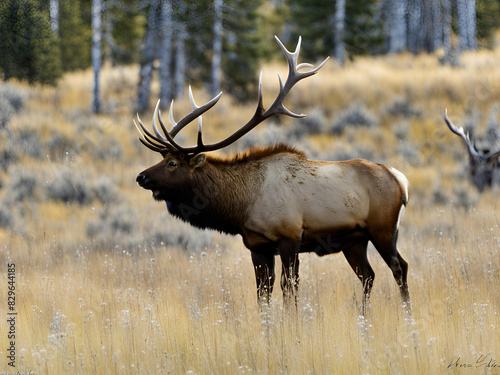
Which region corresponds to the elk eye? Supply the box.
[168,161,178,167]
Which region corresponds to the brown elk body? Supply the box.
[135,37,410,312]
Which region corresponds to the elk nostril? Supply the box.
[136,174,147,184]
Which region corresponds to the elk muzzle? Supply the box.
[136,173,150,188]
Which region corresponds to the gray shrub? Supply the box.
[0,204,13,228]
[47,170,94,205]
[86,205,141,251]
[289,108,326,138]
[385,96,421,118]
[0,83,29,129]
[0,96,15,129]
[45,132,81,159]
[329,101,378,135]
[0,143,19,171]
[6,169,40,202]
[92,176,117,204]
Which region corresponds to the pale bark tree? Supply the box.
[211,0,223,97]
[104,11,115,66]
[49,0,59,33]
[333,0,346,66]
[137,0,158,112]
[431,0,443,51]
[173,0,187,99]
[442,0,453,62]
[407,0,422,54]
[457,0,477,50]
[174,24,187,98]
[91,0,103,113]
[158,0,173,108]
[388,0,406,53]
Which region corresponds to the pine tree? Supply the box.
[344,0,382,57]
[222,0,264,101]
[286,0,382,61]
[476,0,500,47]
[181,0,264,102]
[108,1,147,65]
[286,0,335,60]
[59,0,92,71]
[0,0,62,85]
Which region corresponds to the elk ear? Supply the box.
[189,153,206,168]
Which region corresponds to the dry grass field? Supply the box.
[1,40,500,374]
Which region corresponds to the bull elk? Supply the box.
[443,110,500,192]
[135,36,410,313]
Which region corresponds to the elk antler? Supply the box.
[135,36,329,155]
[442,109,481,159]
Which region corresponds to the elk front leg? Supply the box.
[251,250,276,305]
[278,238,301,306]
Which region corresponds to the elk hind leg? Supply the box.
[371,231,410,304]
[342,240,374,316]
[251,250,276,305]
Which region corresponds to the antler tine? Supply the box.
[134,36,328,156]
[169,89,223,138]
[151,100,165,140]
[188,85,205,147]
[133,117,176,153]
[197,116,204,148]
[443,109,480,158]
[267,35,329,119]
[135,113,170,148]
[169,100,177,127]
[155,102,187,152]
[176,35,329,153]
[274,35,330,95]
[488,148,500,160]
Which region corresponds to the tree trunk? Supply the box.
[467,0,477,49]
[389,0,406,53]
[91,0,102,114]
[442,0,452,62]
[407,0,422,54]
[174,23,187,99]
[159,0,173,108]
[49,0,59,33]
[431,0,442,51]
[104,11,115,67]
[211,0,223,97]
[137,0,158,113]
[333,0,346,66]
[457,0,477,50]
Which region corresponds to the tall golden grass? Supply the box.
[1,41,500,374]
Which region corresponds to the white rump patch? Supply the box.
[396,204,406,230]
[388,166,409,229]
[388,166,409,203]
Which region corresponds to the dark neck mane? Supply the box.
[167,143,305,235]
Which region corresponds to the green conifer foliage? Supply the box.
[0,0,62,85]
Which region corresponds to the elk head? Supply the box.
[443,109,500,192]
[135,36,329,200]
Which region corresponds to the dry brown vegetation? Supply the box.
[0,41,500,374]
